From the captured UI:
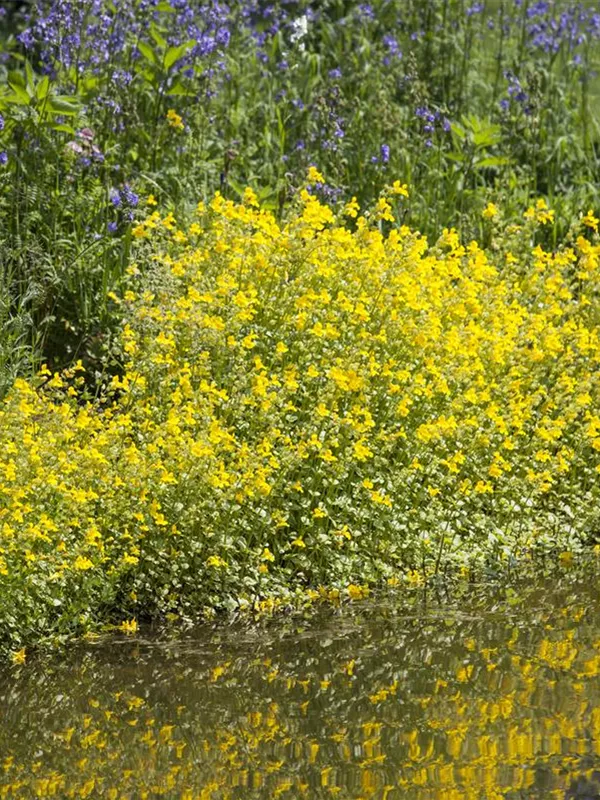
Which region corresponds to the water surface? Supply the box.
[2,572,600,799]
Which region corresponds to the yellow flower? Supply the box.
[353,438,373,461]
[119,619,138,635]
[307,165,325,184]
[347,584,369,600]
[146,194,158,207]
[343,196,360,218]
[292,537,306,548]
[166,108,184,131]
[482,202,499,219]
[206,555,228,569]
[243,187,259,207]
[11,648,26,665]
[391,180,409,197]
[73,555,94,571]
[375,197,394,222]
[559,551,574,567]
[582,209,599,232]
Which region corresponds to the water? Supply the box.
[1,570,600,799]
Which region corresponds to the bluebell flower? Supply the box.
[17,29,35,49]
[357,3,375,21]
[121,185,139,207]
[380,144,390,164]
[466,2,484,16]
[0,152,7,166]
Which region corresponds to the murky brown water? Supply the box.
[1,570,600,799]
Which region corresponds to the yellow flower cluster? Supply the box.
[1,185,600,653]
[166,108,184,131]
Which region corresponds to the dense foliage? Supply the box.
[2,183,600,657]
[1,0,600,379]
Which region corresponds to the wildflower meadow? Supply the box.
[1,0,600,660]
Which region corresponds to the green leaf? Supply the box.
[7,70,26,89]
[167,80,196,97]
[473,128,501,148]
[450,123,466,141]
[227,178,245,198]
[475,156,512,169]
[24,60,35,95]
[47,97,80,115]
[137,41,158,66]
[50,122,76,134]
[36,76,50,101]
[164,41,194,71]
[149,23,167,50]
[6,85,30,105]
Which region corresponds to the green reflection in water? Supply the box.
[2,571,600,799]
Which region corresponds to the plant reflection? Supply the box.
[1,572,600,799]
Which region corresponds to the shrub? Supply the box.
[1,183,600,657]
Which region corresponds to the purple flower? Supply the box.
[329,68,342,79]
[0,114,4,133]
[382,34,402,64]
[108,221,118,233]
[466,2,484,16]
[17,28,35,49]
[380,144,390,164]
[357,3,375,21]
[121,184,139,207]
[0,152,7,166]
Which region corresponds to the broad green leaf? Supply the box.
[24,60,35,95]
[164,41,194,71]
[7,70,26,89]
[47,97,80,115]
[227,178,245,197]
[137,41,158,66]
[149,24,167,50]
[167,80,196,97]
[50,122,76,134]
[6,84,30,105]
[36,76,50,101]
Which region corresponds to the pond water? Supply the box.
[1,571,600,799]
